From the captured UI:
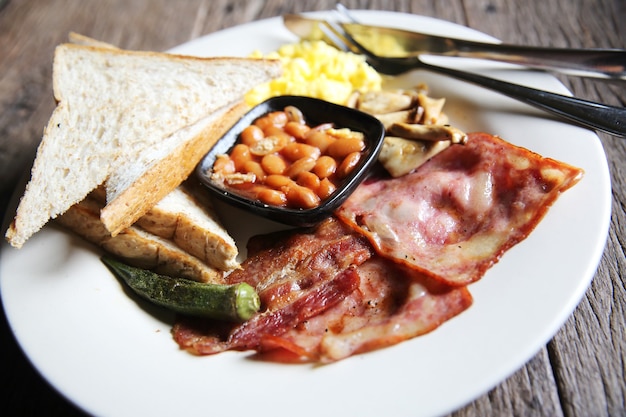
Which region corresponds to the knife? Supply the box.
[283,14,626,80]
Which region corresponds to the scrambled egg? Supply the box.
[245,41,382,106]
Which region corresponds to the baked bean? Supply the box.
[284,121,310,140]
[261,154,287,175]
[254,111,288,130]
[337,151,361,178]
[240,125,264,146]
[213,154,235,175]
[286,184,321,209]
[303,130,334,153]
[285,156,317,179]
[317,178,337,200]
[230,144,251,171]
[312,156,337,179]
[281,142,321,162]
[263,125,294,143]
[243,160,266,182]
[257,187,288,206]
[296,171,321,192]
[327,137,365,159]
[265,174,293,190]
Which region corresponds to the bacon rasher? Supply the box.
[260,257,472,362]
[336,132,584,287]
[173,221,471,361]
[172,218,373,356]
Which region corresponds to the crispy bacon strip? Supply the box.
[172,218,373,355]
[173,267,361,355]
[259,257,472,362]
[228,218,370,311]
[336,132,584,286]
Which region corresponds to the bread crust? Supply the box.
[100,101,248,236]
[56,195,225,284]
[136,181,240,272]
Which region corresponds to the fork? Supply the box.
[320,7,626,138]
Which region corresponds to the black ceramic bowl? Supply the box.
[196,95,385,227]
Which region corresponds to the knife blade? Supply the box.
[283,14,626,79]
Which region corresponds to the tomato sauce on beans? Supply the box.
[211,105,366,209]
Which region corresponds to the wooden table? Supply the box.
[1,1,624,416]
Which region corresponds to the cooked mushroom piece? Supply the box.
[357,90,414,114]
[379,136,452,177]
[374,108,423,130]
[417,93,447,125]
[388,122,468,144]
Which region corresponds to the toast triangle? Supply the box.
[5,39,281,247]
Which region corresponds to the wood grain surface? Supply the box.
[1,1,624,416]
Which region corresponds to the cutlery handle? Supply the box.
[415,60,626,137]
[334,4,625,136]
[453,40,626,79]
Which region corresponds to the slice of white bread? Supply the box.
[88,179,240,272]
[136,180,240,271]
[70,34,241,272]
[5,39,281,247]
[56,194,225,284]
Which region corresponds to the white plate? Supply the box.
[0,10,611,417]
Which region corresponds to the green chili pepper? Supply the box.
[101,257,260,322]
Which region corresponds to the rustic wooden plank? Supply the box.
[452,349,565,417]
[550,254,626,417]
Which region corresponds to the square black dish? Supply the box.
[196,95,385,227]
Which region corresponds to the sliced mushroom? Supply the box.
[388,122,468,144]
[357,90,414,114]
[434,111,450,126]
[374,108,423,130]
[417,93,446,125]
[379,136,452,177]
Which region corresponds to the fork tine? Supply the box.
[317,21,354,53]
[323,19,371,57]
[323,22,354,51]
[333,3,375,55]
[335,3,358,23]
